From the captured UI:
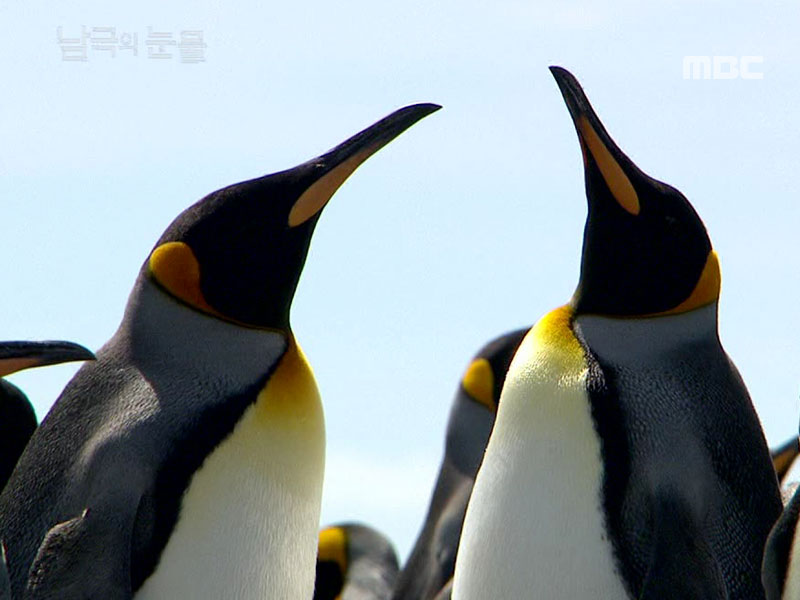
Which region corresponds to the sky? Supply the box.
[2,0,800,562]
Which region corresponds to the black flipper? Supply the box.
[24,509,132,600]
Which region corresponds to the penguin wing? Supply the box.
[762,484,800,600]
[24,508,133,599]
[393,460,473,600]
[638,487,726,600]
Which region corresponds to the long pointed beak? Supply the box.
[550,66,641,216]
[318,103,442,167]
[288,103,442,226]
[0,341,95,378]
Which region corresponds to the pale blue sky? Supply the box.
[2,0,799,560]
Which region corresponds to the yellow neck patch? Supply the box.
[148,241,222,317]
[318,526,348,575]
[652,250,721,316]
[255,339,322,428]
[530,305,586,379]
[461,358,496,411]
[577,115,640,216]
[288,148,374,227]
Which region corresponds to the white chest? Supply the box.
[136,345,325,600]
[452,307,630,599]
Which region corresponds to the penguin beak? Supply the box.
[0,341,96,378]
[549,66,641,216]
[288,103,442,227]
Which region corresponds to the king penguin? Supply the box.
[314,523,399,600]
[0,103,440,599]
[0,340,95,491]
[451,67,781,600]
[391,328,527,600]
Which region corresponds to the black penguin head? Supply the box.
[460,328,529,412]
[146,103,441,330]
[1,340,95,488]
[550,67,718,318]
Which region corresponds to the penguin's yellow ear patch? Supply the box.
[318,526,348,574]
[462,358,496,412]
[288,148,373,227]
[655,250,721,316]
[148,241,219,315]
[577,115,640,216]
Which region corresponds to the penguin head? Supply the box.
[459,328,529,413]
[550,67,718,318]
[1,340,95,485]
[314,525,348,600]
[314,523,399,600]
[446,328,529,474]
[146,104,440,330]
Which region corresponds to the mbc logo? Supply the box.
[683,56,764,80]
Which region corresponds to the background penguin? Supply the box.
[763,477,800,599]
[772,437,800,485]
[314,523,399,600]
[0,340,95,490]
[763,429,800,600]
[452,67,781,600]
[0,103,439,599]
[391,328,527,600]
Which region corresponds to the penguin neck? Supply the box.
[453,306,631,599]
[573,302,720,366]
[123,276,325,600]
[444,392,494,477]
[121,275,290,380]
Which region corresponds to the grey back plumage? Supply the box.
[0,278,286,597]
[576,306,782,599]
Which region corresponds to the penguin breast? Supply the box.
[136,342,325,599]
[453,306,630,599]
